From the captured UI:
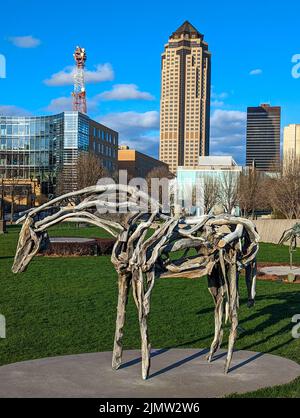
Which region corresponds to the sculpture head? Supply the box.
[12,217,49,273]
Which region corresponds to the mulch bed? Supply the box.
[39,238,116,257]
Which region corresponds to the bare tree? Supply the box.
[0,178,6,233]
[77,152,108,190]
[0,178,4,221]
[1,175,19,223]
[268,153,300,219]
[55,169,68,196]
[146,166,174,207]
[6,178,33,221]
[56,152,108,195]
[219,171,239,214]
[203,176,220,214]
[146,166,174,184]
[238,167,264,218]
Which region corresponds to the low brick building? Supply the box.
[118,146,169,178]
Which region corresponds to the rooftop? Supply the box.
[171,21,203,39]
[198,156,239,167]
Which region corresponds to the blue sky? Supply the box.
[0,0,300,164]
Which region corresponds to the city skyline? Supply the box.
[1,0,300,165]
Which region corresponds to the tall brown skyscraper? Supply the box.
[246,104,281,172]
[159,21,211,173]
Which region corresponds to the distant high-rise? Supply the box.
[159,21,211,173]
[283,124,300,161]
[246,104,281,172]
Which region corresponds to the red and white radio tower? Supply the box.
[72,46,87,114]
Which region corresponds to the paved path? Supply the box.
[0,349,299,398]
[49,237,96,244]
[260,265,300,276]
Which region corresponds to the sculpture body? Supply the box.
[12,185,259,379]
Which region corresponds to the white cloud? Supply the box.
[99,111,159,134]
[0,105,32,116]
[98,84,154,101]
[98,109,246,162]
[99,111,160,156]
[210,109,247,164]
[210,109,246,131]
[119,135,159,154]
[85,64,114,84]
[44,66,75,86]
[44,63,114,86]
[46,96,99,113]
[8,35,41,48]
[249,68,263,76]
[211,100,225,107]
[46,84,154,113]
[211,90,229,108]
[46,97,72,113]
[211,91,229,100]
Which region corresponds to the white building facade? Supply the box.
[177,156,242,215]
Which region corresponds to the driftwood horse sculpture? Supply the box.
[279,223,300,269]
[12,185,259,380]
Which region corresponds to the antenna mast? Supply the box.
[72,46,87,114]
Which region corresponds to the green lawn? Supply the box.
[0,225,300,398]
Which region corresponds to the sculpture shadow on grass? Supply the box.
[197,290,299,361]
[238,291,300,346]
[138,290,300,377]
[197,290,299,339]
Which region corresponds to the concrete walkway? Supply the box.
[0,349,299,398]
[260,265,300,276]
[49,237,96,243]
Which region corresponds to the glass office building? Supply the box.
[0,113,63,180]
[0,111,118,193]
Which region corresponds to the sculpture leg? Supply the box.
[112,272,131,370]
[207,267,225,362]
[132,270,153,380]
[245,261,257,308]
[224,260,239,374]
[207,289,225,362]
